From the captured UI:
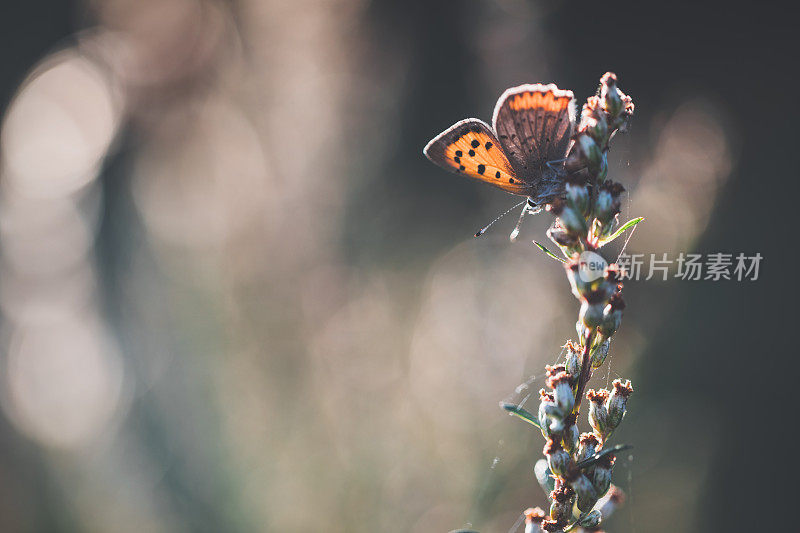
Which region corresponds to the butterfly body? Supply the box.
[424,83,577,206]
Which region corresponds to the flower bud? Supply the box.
[600,72,623,117]
[544,439,571,477]
[566,259,594,300]
[548,479,575,527]
[595,266,622,301]
[524,507,546,533]
[589,453,615,496]
[580,292,607,330]
[534,458,555,495]
[547,198,587,235]
[576,432,600,463]
[565,143,587,173]
[562,422,580,455]
[599,292,625,338]
[579,97,608,146]
[538,406,558,438]
[546,369,575,415]
[564,340,581,377]
[595,485,625,519]
[590,338,611,368]
[578,509,602,529]
[586,389,611,441]
[614,93,635,132]
[594,181,624,225]
[607,379,634,429]
[538,389,564,436]
[548,226,580,251]
[564,468,599,513]
[622,94,634,115]
[566,180,590,217]
[599,308,622,338]
[576,134,603,175]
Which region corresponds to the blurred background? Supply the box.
[0,1,793,532]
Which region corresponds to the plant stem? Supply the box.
[571,331,595,418]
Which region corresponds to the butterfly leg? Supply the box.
[509,199,539,242]
[545,158,567,172]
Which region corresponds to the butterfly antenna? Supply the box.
[474,200,527,237]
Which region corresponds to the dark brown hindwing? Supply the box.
[492,84,576,185]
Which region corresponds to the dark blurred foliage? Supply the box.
[549,3,795,531]
[0,0,795,531]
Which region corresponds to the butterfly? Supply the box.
[423,83,577,210]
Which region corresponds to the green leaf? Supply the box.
[598,216,644,245]
[532,241,566,263]
[500,401,542,429]
[576,443,633,469]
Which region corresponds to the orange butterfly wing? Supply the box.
[423,119,531,195]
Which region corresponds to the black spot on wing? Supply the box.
[477,164,485,174]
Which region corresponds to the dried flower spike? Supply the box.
[503,73,639,533]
